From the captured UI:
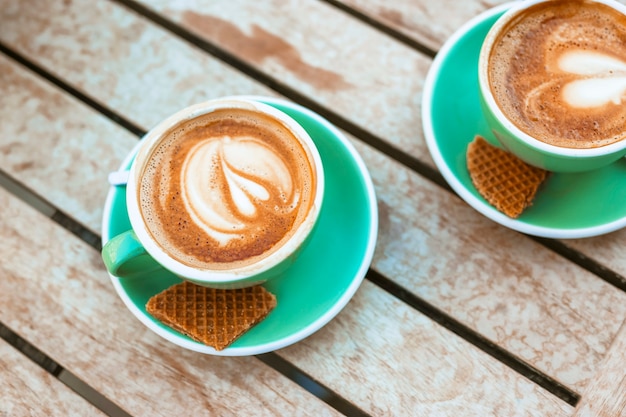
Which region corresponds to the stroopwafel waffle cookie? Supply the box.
[467,135,549,218]
[146,281,277,351]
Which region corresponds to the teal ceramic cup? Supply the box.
[102,97,325,289]
[478,0,626,173]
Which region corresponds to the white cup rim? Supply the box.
[478,0,626,157]
[126,97,325,283]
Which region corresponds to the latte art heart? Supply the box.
[181,135,299,245]
[557,50,626,108]
[524,50,626,118]
[139,108,316,270]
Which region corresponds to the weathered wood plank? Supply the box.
[0,187,342,416]
[0,0,431,165]
[0,338,105,417]
[335,0,626,50]
[0,184,573,416]
[0,56,135,232]
[356,136,626,392]
[0,0,279,137]
[566,233,626,283]
[333,0,505,51]
[1,0,625,393]
[280,279,574,416]
[573,321,626,417]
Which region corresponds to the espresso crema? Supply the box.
[488,0,626,148]
[139,108,316,270]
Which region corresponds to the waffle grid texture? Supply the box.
[467,136,548,218]
[146,281,277,350]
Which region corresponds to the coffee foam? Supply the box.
[139,108,315,270]
[181,135,299,245]
[488,0,626,149]
[558,50,626,107]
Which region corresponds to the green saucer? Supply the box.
[101,97,378,356]
[422,3,626,238]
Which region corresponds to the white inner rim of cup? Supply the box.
[126,97,325,283]
[478,0,626,157]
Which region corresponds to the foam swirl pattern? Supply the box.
[181,135,298,245]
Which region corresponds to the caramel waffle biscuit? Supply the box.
[467,135,549,218]
[146,281,277,351]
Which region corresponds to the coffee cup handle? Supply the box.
[101,230,162,278]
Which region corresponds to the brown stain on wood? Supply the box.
[12,161,34,172]
[181,11,352,91]
[378,7,419,32]
[378,8,406,28]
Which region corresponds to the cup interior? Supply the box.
[125,97,325,285]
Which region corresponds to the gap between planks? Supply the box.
[319,0,438,58]
[0,322,133,417]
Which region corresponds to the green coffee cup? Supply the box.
[102,97,325,289]
[478,0,626,172]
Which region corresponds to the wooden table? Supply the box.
[2,1,626,415]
